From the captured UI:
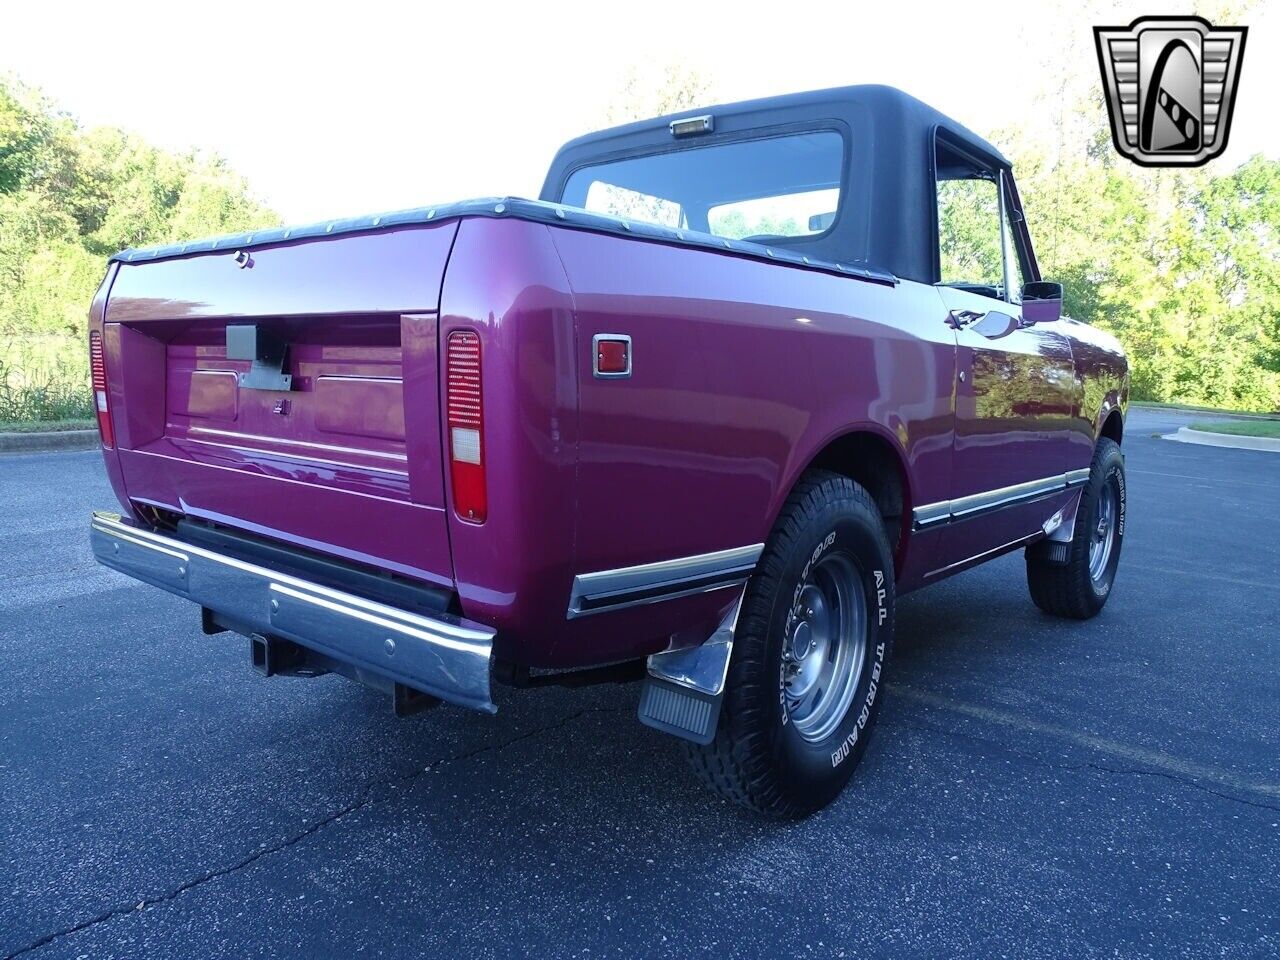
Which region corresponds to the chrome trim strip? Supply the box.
[314,375,403,384]
[181,437,410,478]
[567,543,763,619]
[90,512,495,712]
[912,501,952,529]
[124,448,429,509]
[912,470,1088,530]
[950,474,1065,519]
[187,426,409,462]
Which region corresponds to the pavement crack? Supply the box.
[890,715,1280,815]
[3,704,624,960]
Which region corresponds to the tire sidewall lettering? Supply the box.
[779,529,838,727]
[769,520,891,769]
[830,635,885,768]
[1112,464,1126,538]
[1091,455,1126,598]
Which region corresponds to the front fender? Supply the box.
[1064,318,1129,454]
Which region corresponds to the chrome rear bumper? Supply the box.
[89,512,496,713]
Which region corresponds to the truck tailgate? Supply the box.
[100,223,459,588]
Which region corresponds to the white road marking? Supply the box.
[1128,468,1278,491]
[1134,564,1280,592]
[0,568,132,615]
[891,684,1280,801]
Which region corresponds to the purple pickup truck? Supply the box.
[89,86,1128,817]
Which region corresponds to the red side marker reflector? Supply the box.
[594,335,631,377]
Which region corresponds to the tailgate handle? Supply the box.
[226,324,292,392]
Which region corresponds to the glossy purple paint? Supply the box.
[93,212,1127,670]
[106,225,458,321]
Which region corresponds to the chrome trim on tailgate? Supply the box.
[89,512,496,713]
[567,543,763,619]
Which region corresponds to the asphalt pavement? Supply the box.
[1,406,1277,959]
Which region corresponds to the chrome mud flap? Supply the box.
[638,592,741,745]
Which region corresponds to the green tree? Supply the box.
[0,74,279,421]
[604,62,716,126]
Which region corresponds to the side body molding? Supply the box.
[912,469,1091,532]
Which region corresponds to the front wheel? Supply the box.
[685,471,895,819]
[1026,437,1126,619]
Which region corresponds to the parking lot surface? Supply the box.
[2,406,1277,959]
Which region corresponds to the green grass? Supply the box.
[0,388,94,423]
[1133,399,1280,418]
[0,335,95,424]
[1188,420,1280,439]
[0,418,96,433]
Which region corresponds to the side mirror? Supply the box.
[1021,280,1063,324]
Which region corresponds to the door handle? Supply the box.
[947,309,985,330]
[951,309,1022,340]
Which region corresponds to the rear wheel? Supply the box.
[685,471,894,819]
[1026,437,1126,619]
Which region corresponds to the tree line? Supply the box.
[1,68,1277,418]
[0,75,278,420]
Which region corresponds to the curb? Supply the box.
[1164,427,1280,453]
[0,430,100,454]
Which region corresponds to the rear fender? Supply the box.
[438,218,581,662]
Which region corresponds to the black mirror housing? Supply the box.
[1021,280,1063,324]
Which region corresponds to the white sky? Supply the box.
[4,0,1276,223]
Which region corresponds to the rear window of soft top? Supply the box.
[559,131,845,244]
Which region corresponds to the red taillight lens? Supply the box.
[89,331,114,448]
[446,330,486,523]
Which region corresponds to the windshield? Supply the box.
[559,131,845,243]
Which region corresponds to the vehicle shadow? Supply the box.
[319,558,1042,850]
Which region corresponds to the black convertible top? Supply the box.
[541,84,1010,285]
[111,86,1011,288]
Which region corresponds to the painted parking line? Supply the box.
[1132,564,1280,592]
[891,683,1280,802]
[1128,468,1279,491]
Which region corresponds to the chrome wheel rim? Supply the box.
[1089,481,1118,582]
[783,553,866,743]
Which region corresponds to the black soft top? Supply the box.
[541,84,1010,285]
[111,86,1009,288]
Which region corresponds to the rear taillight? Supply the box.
[446,330,486,523]
[89,331,114,448]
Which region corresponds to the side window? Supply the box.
[936,168,1003,296]
[942,138,1029,302]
